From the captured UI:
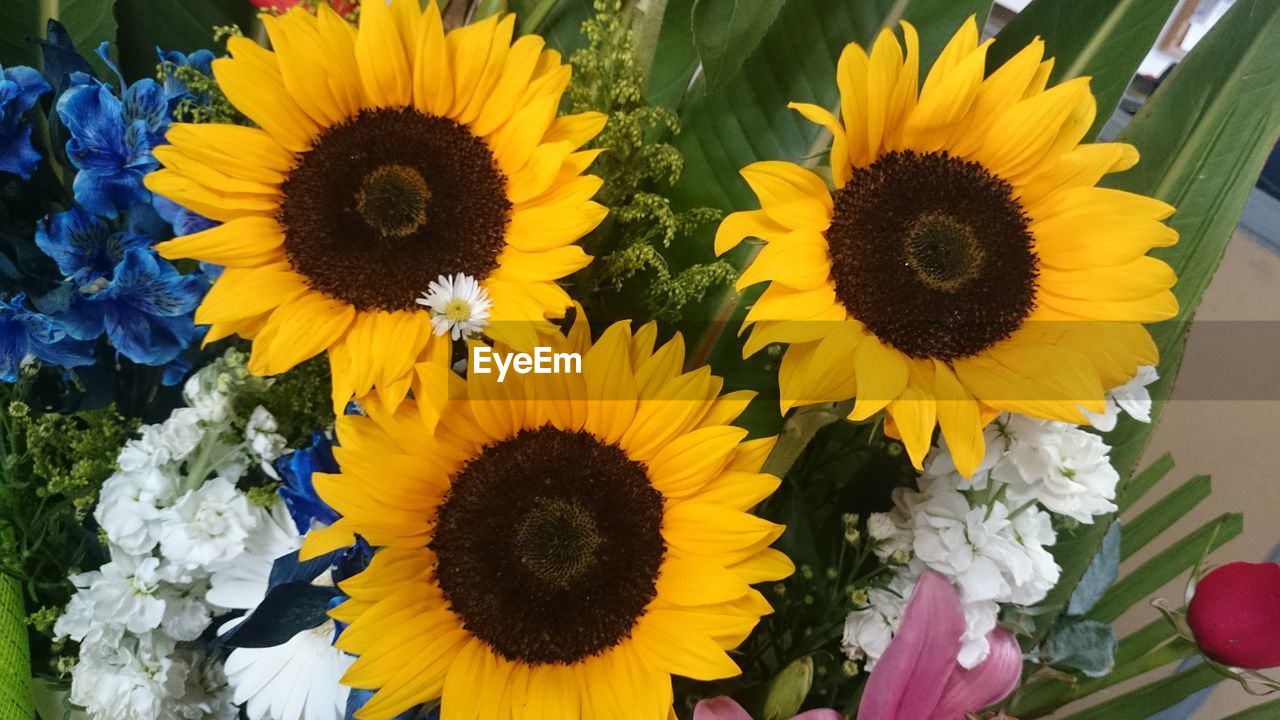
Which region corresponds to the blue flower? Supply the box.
[0,63,50,179]
[157,49,216,109]
[56,53,167,217]
[0,294,94,382]
[60,248,203,366]
[35,206,150,288]
[276,432,343,534]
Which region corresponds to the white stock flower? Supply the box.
[841,571,918,671]
[416,272,492,340]
[183,372,232,424]
[84,556,168,635]
[909,479,1060,606]
[95,466,180,556]
[69,632,187,720]
[245,406,287,464]
[958,599,1001,669]
[1083,365,1158,431]
[158,478,257,569]
[929,414,1121,524]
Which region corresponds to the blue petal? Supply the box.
[0,125,42,179]
[2,65,51,110]
[34,206,121,284]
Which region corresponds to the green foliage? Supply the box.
[25,406,139,520]
[157,31,249,126]
[113,0,258,81]
[690,0,785,89]
[567,0,733,324]
[232,354,336,447]
[0,382,111,673]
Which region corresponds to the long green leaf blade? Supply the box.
[1116,452,1174,514]
[1089,513,1243,624]
[987,0,1179,139]
[1222,699,1280,720]
[1056,662,1223,720]
[1120,474,1212,561]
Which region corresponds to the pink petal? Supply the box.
[932,627,1023,718]
[694,697,754,720]
[856,571,965,720]
[792,710,844,720]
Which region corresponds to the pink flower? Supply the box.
[1187,561,1280,669]
[857,571,1022,720]
[694,696,842,720]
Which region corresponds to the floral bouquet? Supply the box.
[2,0,1279,719]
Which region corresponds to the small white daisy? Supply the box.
[415,273,492,340]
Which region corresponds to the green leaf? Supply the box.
[1222,699,1280,720]
[54,0,117,79]
[647,0,700,109]
[1067,521,1120,616]
[1089,513,1243,624]
[1115,452,1174,514]
[690,0,785,89]
[1045,618,1117,678]
[1120,474,1211,561]
[671,0,995,215]
[987,0,1180,139]
[1011,637,1198,717]
[515,0,593,55]
[0,1,115,78]
[113,0,258,82]
[1027,0,1280,648]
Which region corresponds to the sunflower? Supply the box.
[716,18,1177,476]
[145,0,607,412]
[298,317,791,720]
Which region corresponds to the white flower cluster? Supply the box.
[56,354,291,720]
[843,368,1156,670]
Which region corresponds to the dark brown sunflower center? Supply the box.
[356,163,430,237]
[430,426,665,665]
[279,108,511,312]
[827,150,1038,360]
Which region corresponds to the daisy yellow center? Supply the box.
[827,150,1039,360]
[430,426,665,664]
[278,108,512,312]
[356,163,431,238]
[442,298,473,322]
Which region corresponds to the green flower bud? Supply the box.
[763,656,813,720]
